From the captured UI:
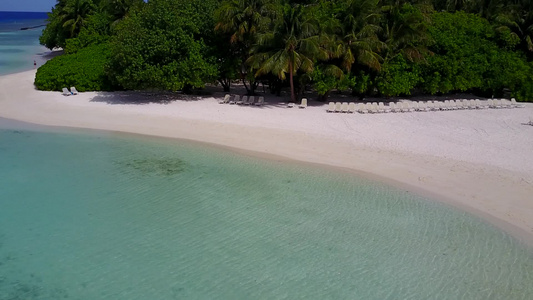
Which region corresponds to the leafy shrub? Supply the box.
[421,12,533,101]
[375,56,421,96]
[107,0,218,91]
[35,43,113,92]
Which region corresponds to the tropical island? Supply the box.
[1,1,533,297]
[35,0,533,102]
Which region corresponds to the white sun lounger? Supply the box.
[219,94,230,104]
[500,99,511,109]
[430,101,438,111]
[377,102,386,113]
[70,87,78,95]
[399,102,408,112]
[255,96,265,106]
[237,95,248,105]
[247,96,255,105]
[327,102,335,112]
[334,102,342,112]
[230,95,239,104]
[511,98,525,108]
[299,98,307,108]
[62,87,71,96]
[389,102,397,113]
[380,102,391,113]
[367,103,376,113]
[357,103,368,114]
[450,100,459,109]
[415,101,425,112]
[348,102,356,113]
[341,102,349,113]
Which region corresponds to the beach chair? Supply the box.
[368,103,377,113]
[334,102,341,111]
[247,96,255,105]
[229,95,239,104]
[299,98,307,109]
[401,102,409,112]
[500,99,511,109]
[237,95,248,105]
[70,87,78,95]
[447,100,455,110]
[348,102,356,113]
[443,100,451,110]
[357,103,368,114]
[389,102,397,113]
[475,99,485,109]
[411,102,420,112]
[426,101,433,111]
[451,100,459,109]
[377,102,386,113]
[62,87,71,96]
[327,102,335,112]
[341,102,349,113]
[380,102,391,113]
[395,102,403,113]
[219,94,230,104]
[416,101,426,112]
[494,99,503,109]
[511,98,525,108]
[466,99,475,109]
[255,96,265,106]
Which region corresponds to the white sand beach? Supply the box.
[1,70,533,243]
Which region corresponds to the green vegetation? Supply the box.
[35,43,113,91]
[37,0,533,101]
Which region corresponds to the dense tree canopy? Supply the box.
[107,0,219,91]
[36,0,533,101]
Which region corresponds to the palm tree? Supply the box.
[248,4,327,102]
[335,0,385,73]
[215,0,278,94]
[379,0,430,63]
[60,0,94,38]
[507,0,533,54]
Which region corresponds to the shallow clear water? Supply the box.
[0,12,49,75]
[0,121,532,299]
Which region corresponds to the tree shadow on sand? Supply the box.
[89,89,217,105]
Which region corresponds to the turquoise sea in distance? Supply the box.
[0,118,532,299]
[0,11,50,75]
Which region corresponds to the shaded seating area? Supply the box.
[220,94,265,106]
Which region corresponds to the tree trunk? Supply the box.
[289,61,295,102]
[218,78,230,92]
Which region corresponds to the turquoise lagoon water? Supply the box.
[0,12,50,75]
[0,120,532,299]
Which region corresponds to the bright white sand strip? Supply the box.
[1,70,533,243]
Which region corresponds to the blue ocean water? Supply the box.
[0,119,532,299]
[0,11,50,75]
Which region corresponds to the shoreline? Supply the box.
[1,70,533,247]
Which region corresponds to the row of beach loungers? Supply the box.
[327,99,524,113]
[219,94,265,106]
